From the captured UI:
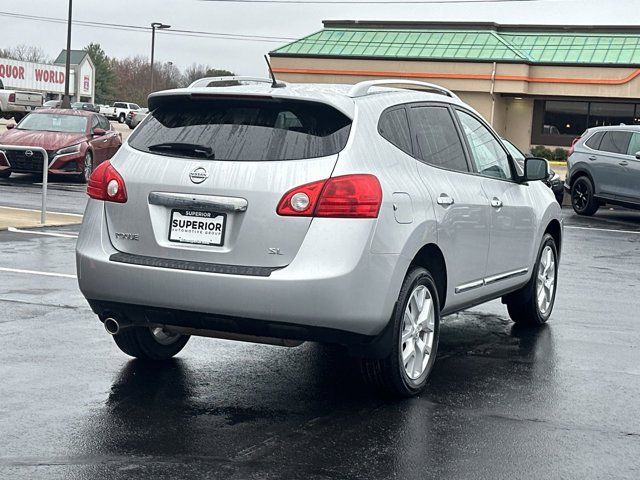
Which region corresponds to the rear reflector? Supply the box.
[87,160,127,203]
[277,174,382,218]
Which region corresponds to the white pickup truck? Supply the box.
[108,101,141,123]
[0,78,43,122]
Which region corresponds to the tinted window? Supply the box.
[129,99,352,161]
[98,115,110,130]
[589,103,635,127]
[599,131,632,154]
[130,104,140,110]
[585,131,604,150]
[627,133,640,156]
[543,101,588,135]
[409,106,467,172]
[114,103,125,108]
[457,110,512,180]
[378,107,412,154]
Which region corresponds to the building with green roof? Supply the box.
[271,21,640,150]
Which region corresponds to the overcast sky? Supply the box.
[1,0,637,75]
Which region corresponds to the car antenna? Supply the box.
[264,55,285,88]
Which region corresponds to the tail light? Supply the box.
[568,136,581,156]
[277,174,382,218]
[87,160,127,203]
[8,93,15,103]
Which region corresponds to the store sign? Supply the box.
[0,57,75,94]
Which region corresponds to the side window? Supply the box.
[409,106,468,172]
[585,131,604,150]
[456,110,512,180]
[627,133,640,156]
[98,115,110,130]
[599,131,632,154]
[130,104,140,110]
[378,107,412,155]
[91,115,100,131]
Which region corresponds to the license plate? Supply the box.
[169,209,226,246]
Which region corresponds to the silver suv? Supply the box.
[567,125,640,215]
[76,77,562,397]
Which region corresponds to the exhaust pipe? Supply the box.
[103,317,131,335]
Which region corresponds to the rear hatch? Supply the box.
[105,94,352,268]
[12,91,43,108]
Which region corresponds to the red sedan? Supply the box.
[0,109,122,182]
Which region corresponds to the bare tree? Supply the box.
[180,63,235,87]
[1,44,50,63]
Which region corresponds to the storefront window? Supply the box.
[588,103,636,127]
[635,105,640,125]
[542,101,588,135]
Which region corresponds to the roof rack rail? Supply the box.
[187,76,286,88]
[348,79,458,99]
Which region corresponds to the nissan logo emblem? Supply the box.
[25,150,33,157]
[189,166,208,184]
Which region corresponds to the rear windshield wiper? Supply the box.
[147,142,215,158]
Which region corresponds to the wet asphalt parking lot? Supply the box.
[1,175,640,480]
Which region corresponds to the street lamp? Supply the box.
[150,22,171,92]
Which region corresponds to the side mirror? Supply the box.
[92,128,106,136]
[524,157,549,182]
[6,123,16,130]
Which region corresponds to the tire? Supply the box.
[504,234,558,326]
[112,326,190,360]
[360,267,440,397]
[118,113,125,123]
[555,192,564,205]
[81,151,93,183]
[571,176,599,216]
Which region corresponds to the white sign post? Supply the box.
[0,145,50,224]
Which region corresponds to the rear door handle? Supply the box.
[436,194,454,206]
[619,160,629,166]
[588,156,597,161]
[491,197,503,208]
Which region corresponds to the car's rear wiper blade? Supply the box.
[148,142,215,158]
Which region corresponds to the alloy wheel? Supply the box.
[401,285,436,380]
[83,152,93,182]
[573,181,589,211]
[536,245,556,316]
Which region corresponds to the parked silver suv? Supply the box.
[566,125,640,215]
[76,77,562,396]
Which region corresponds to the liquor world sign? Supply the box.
[0,58,75,94]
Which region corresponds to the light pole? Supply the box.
[61,0,73,108]
[150,22,171,92]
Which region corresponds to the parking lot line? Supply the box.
[565,225,640,235]
[7,227,78,238]
[0,205,83,217]
[0,267,77,279]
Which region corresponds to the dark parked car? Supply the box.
[566,125,640,215]
[503,139,564,204]
[0,109,122,182]
[72,102,100,113]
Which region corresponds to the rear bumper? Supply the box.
[76,201,409,337]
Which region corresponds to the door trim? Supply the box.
[455,267,528,294]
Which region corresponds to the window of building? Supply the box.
[588,103,636,128]
[599,131,632,155]
[409,106,468,172]
[542,101,588,135]
[378,107,412,155]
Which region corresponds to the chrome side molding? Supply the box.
[455,268,528,294]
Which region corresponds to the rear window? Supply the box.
[128,98,352,161]
[585,131,604,150]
